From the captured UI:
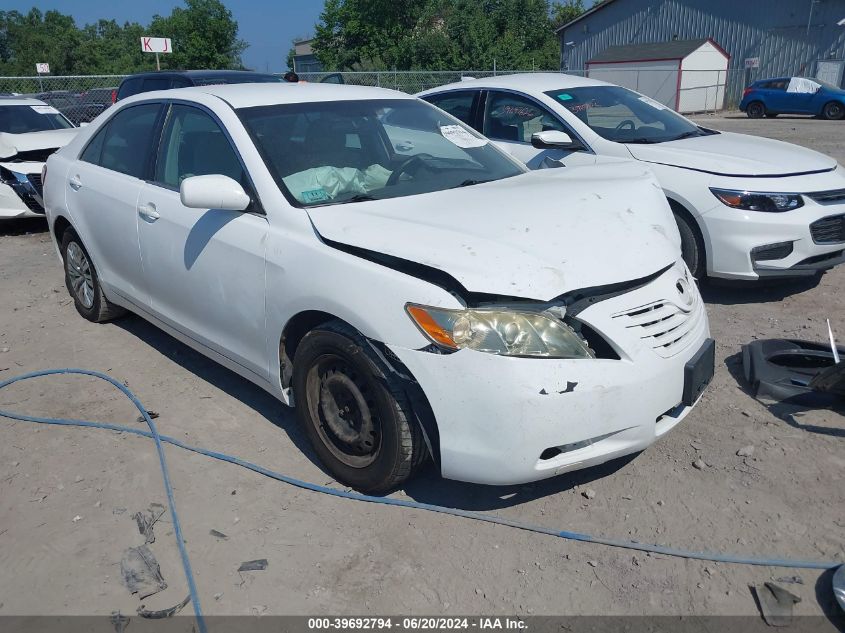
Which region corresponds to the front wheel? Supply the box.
[292,321,427,492]
[822,101,845,120]
[673,212,705,280]
[746,101,765,118]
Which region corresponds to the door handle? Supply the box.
[138,203,160,222]
[69,175,82,191]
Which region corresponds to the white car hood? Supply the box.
[0,128,79,160]
[626,131,837,177]
[307,165,680,301]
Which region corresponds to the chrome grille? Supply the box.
[612,293,705,358]
[810,214,845,244]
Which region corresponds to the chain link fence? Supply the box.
[1,68,745,126]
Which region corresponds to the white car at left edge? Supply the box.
[0,96,78,218]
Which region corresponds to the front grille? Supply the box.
[21,195,43,212]
[810,214,845,244]
[807,188,845,204]
[26,173,43,197]
[751,241,794,262]
[612,293,705,358]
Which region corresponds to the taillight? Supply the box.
[743,87,753,97]
[111,90,117,103]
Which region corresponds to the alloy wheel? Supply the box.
[66,242,95,309]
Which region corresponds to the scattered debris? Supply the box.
[121,545,167,600]
[539,388,548,395]
[109,611,130,633]
[133,503,166,545]
[587,560,598,567]
[137,594,190,619]
[213,592,223,601]
[752,582,801,627]
[238,559,268,572]
[558,381,578,394]
[135,410,159,423]
[72,515,82,523]
[773,575,803,585]
[692,458,707,470]
[737,445,755,458]
[210,529,229,540]
[582,488,596,500]
[112,507,127,515]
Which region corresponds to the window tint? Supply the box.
[425,91,476,125]
[116,77,143,100]
[142,77,172,92]
[84,103,161,177]
[0,104,73,133]
[170,77,193,89]
[760,80,788,91]
[484,91,565,143]
[155,104,246,189]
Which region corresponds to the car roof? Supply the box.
[127,82,416,109]
[0,96,49,106]
[122,69,279,80]
[417,72,613,96]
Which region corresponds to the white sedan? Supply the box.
[1,96,78,218]
[418,74,845,281]
[43,83,712,491]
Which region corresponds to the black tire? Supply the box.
[292,320,427,493]
[61,229,125,322]
[746,101,765,119]
[822,101,845,121]
[673,212,705,280]
[765,112,779,118]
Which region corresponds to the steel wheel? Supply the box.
[305,354,381,468]
[823,101,844,121]
[65,241,95,309]
[746,102,765,119]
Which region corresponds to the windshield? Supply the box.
[545,86,710,144]
[0,104,74,134]
[238,98,524,206]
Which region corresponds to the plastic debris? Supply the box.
[137,594,190,619]
[210,529,228,540]
[238,559,268,572]
[752,582,801,627]
[136,410,159,423]
[133,503,165,545]
[121,545,167,600]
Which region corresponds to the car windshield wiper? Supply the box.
[669,130,704,141]
[451,178,494,189]
[623,137,661,144]
[310,193,379,207]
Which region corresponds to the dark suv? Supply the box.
[115,70,283,101]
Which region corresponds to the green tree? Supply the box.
[551,0,586,28]
[0,9,81,75]
[149,0,247,69]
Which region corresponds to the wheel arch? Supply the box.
[278,310,441,467]
[52,214,74,247]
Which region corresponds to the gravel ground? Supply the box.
[0,115,843,625]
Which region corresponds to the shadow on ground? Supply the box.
[115,312,639,510]
[814,567,845,633]
[701,275,822,306]
[0,218,48,236]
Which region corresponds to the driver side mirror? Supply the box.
[180,174,251,211]
[531,130,583,151]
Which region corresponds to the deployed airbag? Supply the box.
[283,164,391,204]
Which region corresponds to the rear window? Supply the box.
[0,104,74,133]
[116,78,143,100]
[192,74,282,86]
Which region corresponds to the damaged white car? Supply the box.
[1,96,77,218]
[43,83,713,491]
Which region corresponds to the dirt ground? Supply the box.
[0,114,843,625]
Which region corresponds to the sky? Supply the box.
[5,0,325,72]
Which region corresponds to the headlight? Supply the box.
[710,188,803,212]
[406,304,595,359]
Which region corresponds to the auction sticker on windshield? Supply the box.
[30,105,60,115]
[439,125,487,148]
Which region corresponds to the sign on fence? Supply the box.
[35,63,50,74]
[141,37,172,54]
[744,57,760,69]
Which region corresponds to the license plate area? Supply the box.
[683,338,715,406]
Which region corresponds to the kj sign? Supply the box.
[141,37,173,54]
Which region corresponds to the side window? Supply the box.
[82,103,161,178]
[425,91,477,126]
[154,104,246,189]
[142,77,172,92]
[484,91,565,143]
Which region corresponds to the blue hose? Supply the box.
[0,368,841,631]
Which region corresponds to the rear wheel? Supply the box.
[61,229,125,322]
[292,320,426,493]
[822,101,845,120]
[746,101,765,118]
[673,211,705,280]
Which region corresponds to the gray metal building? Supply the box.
[557,0,845,105]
